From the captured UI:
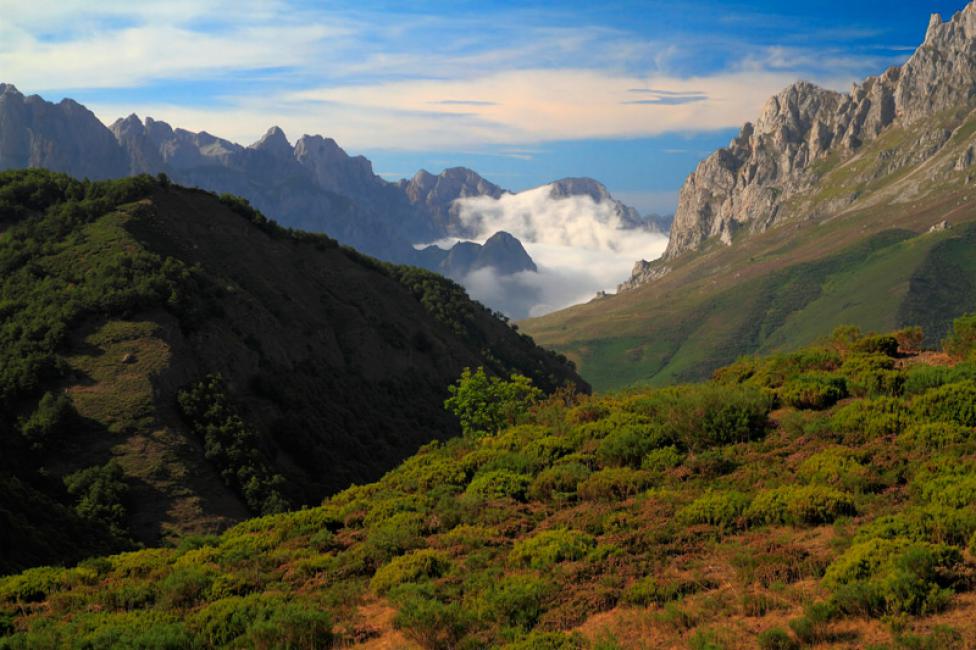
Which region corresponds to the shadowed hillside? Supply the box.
[0,169,584,574]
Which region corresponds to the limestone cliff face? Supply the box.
[0,84,128,179]
[624,2,976,289]
[399,167,506,235]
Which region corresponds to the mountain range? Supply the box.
[524,2,976,390]
[0,83,657,317]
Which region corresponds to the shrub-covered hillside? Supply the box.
[6,320,976,648]
[0,169,584,574]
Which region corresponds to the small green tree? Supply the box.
[943,313,976,361]
[63,461,129,535]
[444,368,542,436]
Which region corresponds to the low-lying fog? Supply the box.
[422,184,670,319]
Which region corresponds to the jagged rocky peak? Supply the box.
[480,231,538,274]
[422,229,538,283]
[546,177,646,229]
[632,0,976,279]
[0,83,128,179]
[250,126,293,158]
[399,168,506,238]
[548,177,614,202]
[110,114,147,138]
[143,116,175,142]
[402,167,504,205]
[293,134,377,192]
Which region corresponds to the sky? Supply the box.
[0,0,968,214]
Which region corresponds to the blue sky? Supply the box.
[0,0,967,213]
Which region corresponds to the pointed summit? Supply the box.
[250,126,293,158]
[0,83,20,96]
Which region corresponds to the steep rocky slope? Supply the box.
[399,167,506,236]
[525,3,976,390]
[0,170,583,573]
[624,2,976,287]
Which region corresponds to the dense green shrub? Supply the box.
[638,385,771,450]
[851,335,899,357]
[509,529,596,569]
[391,585,471,650]
[18,391,76,451]
[577,468,652,501]
[830,397,909,441]
[943,313,976,361]
[823,539,960,617]
[912,381,976,427]
[622,576,711,606]
[364,512,426,560]
[158,566,215,610]
[570,411,650,444]
[596,423,672,467]
[641,446,683,473]
[190,593,331,648]
[362,494,429,530]
[841,354,903,397]
[63,460,129,535]
[684,448,739,479]
[386,452,469,493]
[855,505,976,547]
[528,463,590,502]
[898,422,975,450]
[178,375,288,515]
[796,447,872,492]
[757,628,799,650]
[903,363,976,395]
[0,566,65,604]
[911,466,976,509]
[523,435,575,468]
[444,368,542,436]
[371,550,450,595]
[464,470,532,501]
[679,491,751,529]
[747,485,854,526]
[715,348,841,388]
[483,574,551,630]
[778,374,847,410]
[245,602,333,648]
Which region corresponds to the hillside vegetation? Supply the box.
[522,88,976,392]
[5,319,976,648]
[0,169,583,574]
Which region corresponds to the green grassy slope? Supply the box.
[0,169,584,574]
[4,328,976,648]
[522,107,976,392]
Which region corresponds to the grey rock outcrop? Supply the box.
[0,84,128,179]
[548,178,647,229]
[416,230,537,281]
[399,167,506,235]
[625,1,976,289]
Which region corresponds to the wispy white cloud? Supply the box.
[279,68,804,148]
[0,0,908,151]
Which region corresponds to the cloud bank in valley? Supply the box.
[440,185,669,319]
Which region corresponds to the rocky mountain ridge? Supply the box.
[416,231,538,282]
[623,1,976,289]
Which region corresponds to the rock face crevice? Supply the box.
[623,2,976,289]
